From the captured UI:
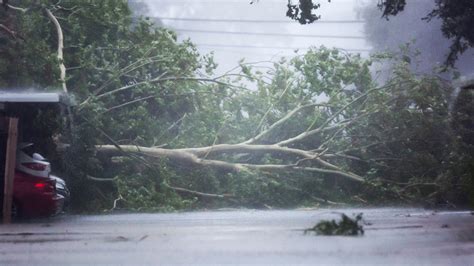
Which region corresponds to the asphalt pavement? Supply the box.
[0,208,473,265]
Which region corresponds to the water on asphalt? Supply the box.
[0,208,473,265]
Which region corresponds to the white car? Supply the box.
[15,143,51,178]
[14,143,70,209]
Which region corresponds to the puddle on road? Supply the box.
[0,238,76,244]
[365,225,423,231]
[0,232,150,245]
[0,232,104,236]
[104,235,150,243]
[457,230,474,242]
[0,232,104,244]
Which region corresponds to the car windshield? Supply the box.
[19,144,35,158]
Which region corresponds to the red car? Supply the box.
[1,143,65,218]
[11,171,64,217]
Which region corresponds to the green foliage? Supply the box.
[342,50,472,205]
[305,213,364,236]
[1,0,208,211]
[115,162,196,212]
[63,43,474,210]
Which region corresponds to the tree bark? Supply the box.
[46,9,67,93]
[96,144,364,182]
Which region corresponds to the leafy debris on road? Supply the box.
[106,236,130,242]
[138,235,149,242]
[304,213,364,236]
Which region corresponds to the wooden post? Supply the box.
[3,117,18,224]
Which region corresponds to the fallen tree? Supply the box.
[92,78,388,185]
[96,132,366,183]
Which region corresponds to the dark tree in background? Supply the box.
[360,0,473,76]
[286,0,327,24]
[285,0,474,67]
[377,0,406,17]
[424,0,474,66]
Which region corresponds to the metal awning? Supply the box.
[0,91,61,103]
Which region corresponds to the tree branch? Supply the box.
[242,103,332,144]
[176,143,315,159]
[86,175,118,182]
[317,111,373,149]
[93,76,242,101]
[153,113,188,147]
[103,95,156,113]
[164,183,234,199]
[276,86,387,147]
[92,55,169,97]
[6,4,27,12]
[276,121,349,146]
[241,164,364,182]
[95,144,364,182]
[46,9,67,93]
[253,72,293,134]
[0,24,18,39]
[109,194,124,211]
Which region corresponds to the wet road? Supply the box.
[0,208,473,265]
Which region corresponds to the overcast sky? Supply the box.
[140,0,371,74]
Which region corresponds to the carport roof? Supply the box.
[0,91,66,103]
